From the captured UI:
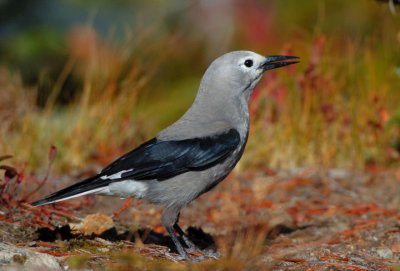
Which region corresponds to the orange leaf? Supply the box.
[257,200,273,209]
[320,254,349,262]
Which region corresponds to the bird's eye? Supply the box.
[244,59,253,68]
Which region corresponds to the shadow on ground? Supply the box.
[36,225,217,254]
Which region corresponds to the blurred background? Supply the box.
[0,0,399,175]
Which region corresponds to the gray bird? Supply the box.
[31,51,298,260]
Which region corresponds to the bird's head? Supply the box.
[199,51,299,102]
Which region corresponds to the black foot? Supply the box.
[181,234,198,252]
[201,249,220,259]
[165,252,188,262]
[165,251,209,262]
[174,224,219,260]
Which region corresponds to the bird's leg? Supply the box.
[162,207,189,260]
[174,217,219,260]
[172,223,209,262]
[173,223,197,251]
[165,226,189,260]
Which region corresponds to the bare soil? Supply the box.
[1,168,400,270]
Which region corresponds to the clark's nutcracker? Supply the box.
[32,51,298,260]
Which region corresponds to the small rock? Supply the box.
[70,213,114,236]
[376,247,393,259]
[94,237,113,245]
[0,242,61,270]
[97,247,110,253]
[12,254,27,264]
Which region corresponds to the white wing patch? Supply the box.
[100,169,133,180]
[99,170,147,199]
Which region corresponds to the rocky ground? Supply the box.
[0,168,400,270]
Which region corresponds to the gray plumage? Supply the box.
[31,51,298,260]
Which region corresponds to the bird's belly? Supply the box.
[143,154,241,207]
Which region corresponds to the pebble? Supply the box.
[376,247,393,259]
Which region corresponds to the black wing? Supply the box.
[31,128,240,206]
[101,128,241,181]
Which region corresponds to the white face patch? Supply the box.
[100,169,133,180]
[237,53,265,71]
[108,180,148,199]
[236,54,265,82]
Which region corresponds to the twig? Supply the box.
[112,198,134,219]
[21,146,57,202]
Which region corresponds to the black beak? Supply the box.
[261,55,299,71]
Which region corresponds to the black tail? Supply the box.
[31,175,110,206]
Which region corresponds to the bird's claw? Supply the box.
[200,249,220,259]
[165,252,188,262]
[180,235,219,260]
[165,252,210,262]
[181,236,197,252]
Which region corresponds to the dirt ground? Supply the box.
[1,167,400,270]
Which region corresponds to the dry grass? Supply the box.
[0,2,399,271]
[0,25,178,174]
[1,33,399,175]
[246,34,400,169]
